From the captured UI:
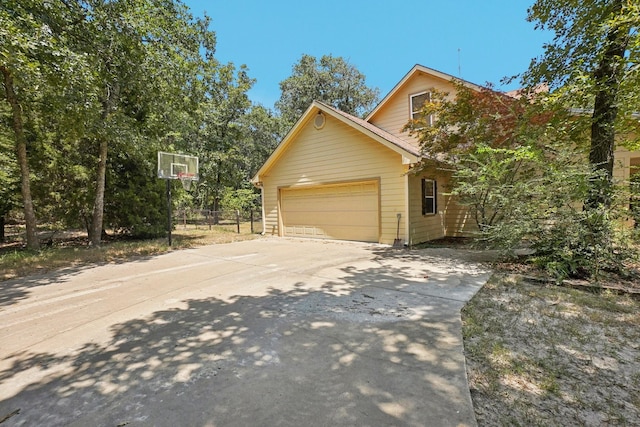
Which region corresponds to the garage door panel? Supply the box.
[287,197,378,214]
[281,182,379,242]
[283,223,377,240]
[284,209,378,225]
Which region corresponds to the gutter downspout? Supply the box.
[404,167,411,248]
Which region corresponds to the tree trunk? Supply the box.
[90,82,118,246]
[0,215,5,243]
[1,65,39,250]
[213,167,221,225]
[586,0,629,209]
[90,138,108,246]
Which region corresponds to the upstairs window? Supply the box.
[422,178,437,215]
[410,91,433,126]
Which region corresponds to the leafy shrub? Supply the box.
[456,145,637,282]
[219,187,260,214]
[104,154,167,239]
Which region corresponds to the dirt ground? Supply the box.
[462,273,640,426]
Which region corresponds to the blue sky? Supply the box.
[185,0,551,109]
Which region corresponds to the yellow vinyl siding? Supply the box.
[614,146,640,227]
[368,72,457,146]
[407,173,445,243]
[614,146,640,182]
[262,112,408,244]
[443,195,477,237]
[406,172,475,244]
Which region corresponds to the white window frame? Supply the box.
[410,91,433,126]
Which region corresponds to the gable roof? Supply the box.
[252,101,421,184]
[316,101,421,156]
[365,64,484,122]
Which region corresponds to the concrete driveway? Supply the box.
[0,238,492,427]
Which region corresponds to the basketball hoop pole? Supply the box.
[158,151,198,247]
[166,179,172,246]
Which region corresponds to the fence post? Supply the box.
[207,210,211,230]
[236,209,240,234]
[250,209,254,234]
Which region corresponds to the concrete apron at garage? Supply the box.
[0,238,492,427]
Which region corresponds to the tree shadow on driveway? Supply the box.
[0,247,491,427]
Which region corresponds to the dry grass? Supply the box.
[0,223,260,282]
[463,274,640,426]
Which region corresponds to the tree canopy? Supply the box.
[523,0,640,207]
[1,0,280,246]
[406,81,584,231]
[406,80,636,280]
[275,54,380,129]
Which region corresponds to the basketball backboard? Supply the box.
[157,151,199,181]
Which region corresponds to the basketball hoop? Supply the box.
[157,151,199,247]
[178,172,195,191]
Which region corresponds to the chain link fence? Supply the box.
[172,209,263,234]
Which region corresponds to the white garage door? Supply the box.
[280,181,379,242]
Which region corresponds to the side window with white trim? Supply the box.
[410,91,433,126]
[422,178,437,215]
